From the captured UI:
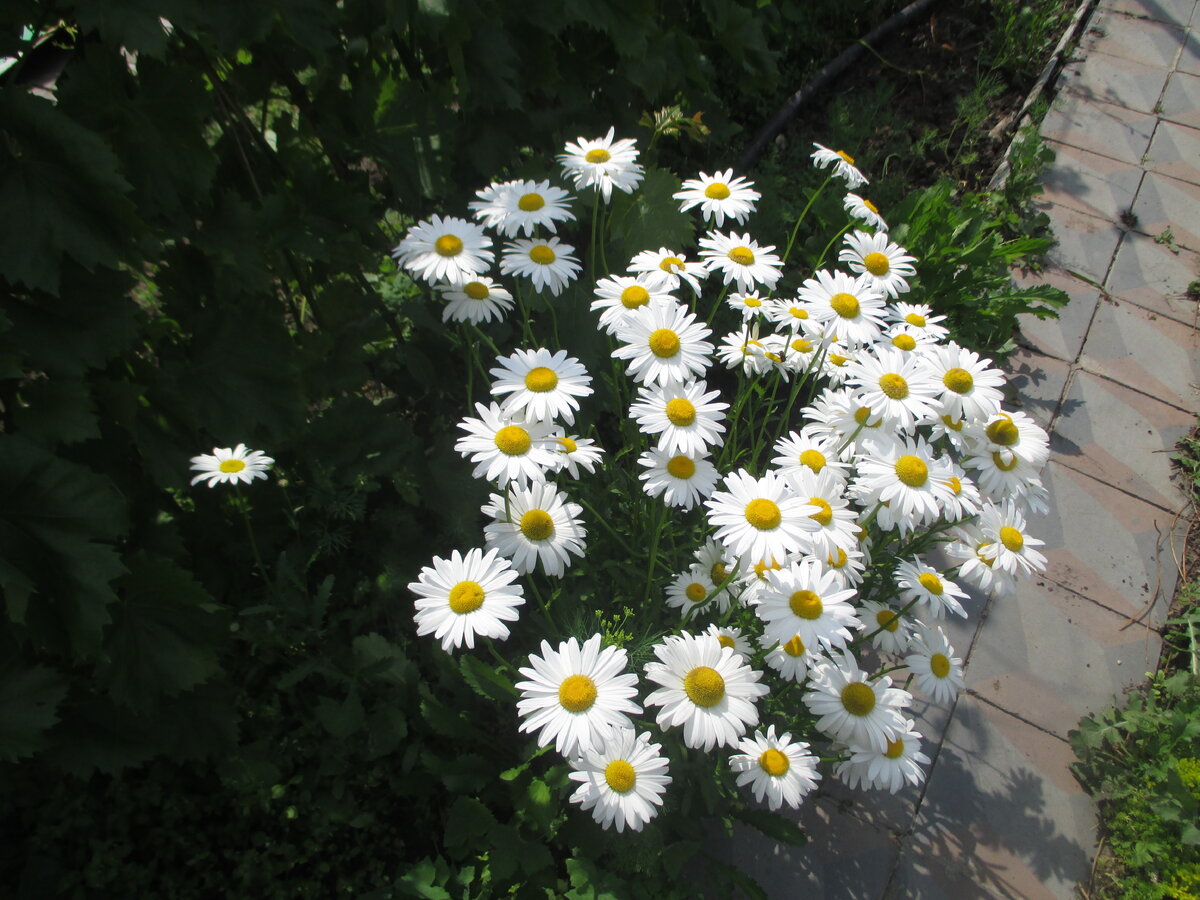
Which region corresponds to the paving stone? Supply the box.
[1055,48,1172,115]
[1144,120,1200,187]
[1160,69,1200,130]
[1050,369,1195,512]
[883,696,1096,900]
[1177,26,1200,76]
[726,793,900,899]
[1037,139,1145,222]
[1040,204,1126,285]
[1101,0,1195,27]
[1103,229,1200,324]
[1040,88,1158,164]
[1004,346,1072,431]
[1013,266,1103,363]
[1081,9,1187,68]
[1130,170,1200,253]
[1079,293,1200,413]
[1036,461,1184,628]
[963,577,1162,740]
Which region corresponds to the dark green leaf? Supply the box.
[0,662,69,762]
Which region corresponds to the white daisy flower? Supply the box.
[703,623,753,661]
[612,303,714,387]
[667,565,719,619]
[189,443,274,487]
[782,331,823,376]
[803,650,910,752]
[489,348,593,425]
[637,446,719,510]
[802,387,895,456]
[779,468,860,560]
[730,724,821,811]
[970,410,1050,469]
[888,301,949,341]
[938,467,982,521]
[844,346,942,433]
[629,379,727,456]
[772,427,853,486]
[455,402,556,487]
[590,273,676,336]
[558,127,644,202]
[905,626,965,704]
[482,482,586,576]
[727,291,770,322]
[469,178,575,238]
[836,719,930,793]
[885,324,937,354]
[408,547,525,651]
[674,168,761,227]
[500,237,582,296]
[824,545,869,589]
[716,327,779,377]
[761,632,815,683]
[643,633,769,751]
[852,436,956,532]
[925,343,1006,424]
[977,499,1047,576]
[549,433,604,479]
[737,553,793,607]
[694,538,739,597]
[844,192,888,231]
[763,297,814,330]
[945,524,1019,598]
[697,231,783,294]
[627,247,707,295]
[894,557,969,619]
[839,231,916,298]
[961,441,1044,502]
[859,599,914,656]
[705,469,821,564]
[811,143,868,188]
[435,277,514,324]
[392,214,494,286]
[516,634,641,758]
[755,559,861,650]
[798,269,888,346]
[568,725,671,833]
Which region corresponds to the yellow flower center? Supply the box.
[904,312,927,327]
[884,739,905,759]
[683,665,725,708]
[986,417,1020,446]
[219,459,246,473]
[717,635,736,650]
[875,609,900,632]
[841,682,876,716]
[946,476,962,495]
[435,234,463,257]
[941,415,964,432]
[744,296,762,308]
[463,281,490,300]
[585,148,611,164]
[782,635,806,657]
[854,407,880,428]
[648,328,681,358]
[604,759,636,793]
[976,542,995,567]
[558,674,598,712]
[799,449,826,472]
[792,337,813,353]
[519,509,554,541]
[557,436,577,453]
[930,653,951,679]
[529,244,556,265]
[837,150,856,165]
[494,425,531,456]
[620,285,650,309]
[942,367,974,394]
[895,455,928,488]
[892,334,917,351]
[918,572,944,595]
[830,292,860,318]
[448,580,485,614]
[999,526,1024,552]
[517,192,545,212]
[828,548,848,569]
[524,366,558,392]
[660,256,685,272]
[728,246,755,266]
[710,562,728,583]
[789,306,808,319]
[752,558,781,580]
[808,497,833,527]
[992,451,1020,472]
[879,373,909,400]
[864,198,880,214]
[789,590,822,620]
[759,748,790,777]
[829,353,849,367]
[744,498,782,530]
[705,182,732,200]
[667,455,696,479]
[665,397,697,427]
[863,251,891,276]
[685,582,707,603]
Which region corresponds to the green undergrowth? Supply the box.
[1070,430,1200,900]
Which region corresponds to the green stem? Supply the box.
[234,486,270,587]
[783,174,833,264]
[641,501,666,605]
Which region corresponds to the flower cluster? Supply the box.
[402,133,1053,833]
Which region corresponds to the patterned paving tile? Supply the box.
[1104,229,1200,324]
[1036,460,1185,628]
[1040,204,1127,284]
[1079,293,1200,413]
[1040,88,1158,164]
[1144,120,1200,186]
[1101,0,1196,28]
[1055,47,1173,114]
[883,696,1096,900]
[1037,139,1145,222]
[1012,266,1104,364]
[1130,170,1200,253]
[1160,69,1200,130]
[964,577,1163,739]
[1177,26,1200,76]
[1083,8,1187,68]
[1050,369,1195,513]
[1004,346,1072,431]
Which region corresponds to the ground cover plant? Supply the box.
[1,1,1072,897]
[1071,431,1200,900]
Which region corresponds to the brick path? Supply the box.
[728,1,1200,895]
